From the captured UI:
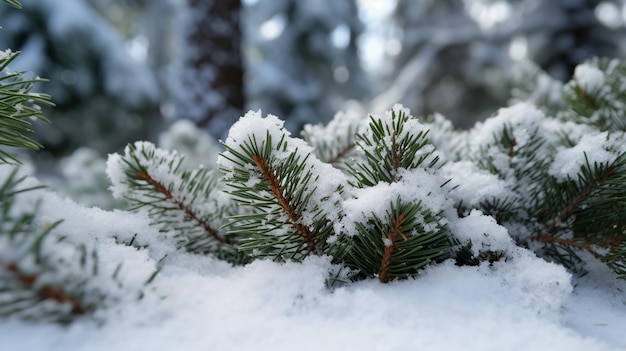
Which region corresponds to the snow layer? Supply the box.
[549,132,618,181]
[2,256,625,351]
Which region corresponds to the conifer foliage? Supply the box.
[337,106,451,282]
[1,168,108,322]
[107,141,242,262]
[0,0,52,164]
[0,47,53,164]
[108,61,626,283]
[445,58,626,276]
[219,112,346,262]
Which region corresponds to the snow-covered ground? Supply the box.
[1,240,625,350]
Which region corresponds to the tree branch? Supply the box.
[545,164,614,235]
[137,171,226,244]
[4,263,88,315]
[389,131,401,182]
[379,213,405,283]
[252,155,317,253]
[538,163,616,253]
[328,143,354,164]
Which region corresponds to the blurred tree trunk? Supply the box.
[177,0,244,138]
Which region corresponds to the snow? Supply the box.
[442,160,512,208]
[574,63,606,93]
[549,132,617,181]
[2,254,625,351]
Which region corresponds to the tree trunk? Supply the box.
[178,0,244,138]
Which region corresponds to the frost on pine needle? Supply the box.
[107,141,241,262]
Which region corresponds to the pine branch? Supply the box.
[219,111,345,262]
[542,156,615,240]
[378,213,405,283]
[327,143,355,165]
[107,142,240,261]
[0,166,117,322]
[3,263,88,315]
[302,109,366,170]
[0,50,53,164]
[336,106,451,282]
[562,58,626,131]
[252,154,316,252]
[341,196,450,282]
[136,170,225,244]
[349,105,440,187]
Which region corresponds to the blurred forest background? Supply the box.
[1,0,626,206]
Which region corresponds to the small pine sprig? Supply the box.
[301,109,367,170]
[337,105,451,283]
[219,111,345,262]
[536,145,626,274]
[348,105,441,187]
[107,141,241,262]
[466,104,555,222]
[0,50,54,164]
[562,58,626,131]
[0,167,102,322]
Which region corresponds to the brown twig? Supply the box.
[328,143,355,164]
[137,171,226,244]
[544,165,614,236]
[579,88,599,109]
[507,137,517,158]
[537,164,616,253]
[536,235,596,254]
[4,263,88,315]
[252,155,317,253]
[378,213,406,283]
[390,131,401,182]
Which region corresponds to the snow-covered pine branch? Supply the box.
[562,58,626,132]
[106,141,242,262]
[0,165,154,322]
[442,59,626,277]
[219,111,346,262]
[301,107,367,170]
[334,105,452,282]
